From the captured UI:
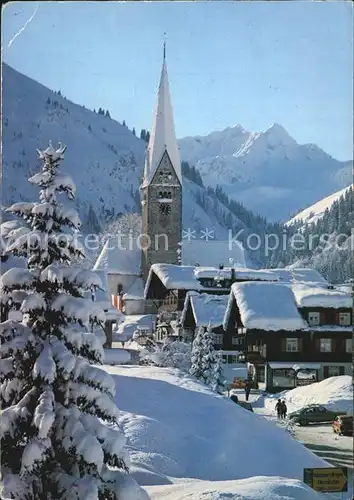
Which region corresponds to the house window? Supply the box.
[232,336,239,345]
[286,338,299,352]
[308,312,320,326]
[320,338,332,353]
[222,355,228,364]
[214,334,223,345]
[339,312,351,326]
[345,338,352,353]
[228,355,238,364]
[327,366,341,377]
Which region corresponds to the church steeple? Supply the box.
[142,43,182,187]
[140,42,183,282]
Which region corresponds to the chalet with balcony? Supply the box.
[223,280,352,391]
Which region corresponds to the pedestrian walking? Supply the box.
[245,380,251,401]
[275,399,282,419]
[281,400,287,419]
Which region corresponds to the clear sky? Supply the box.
[2,1,353,160]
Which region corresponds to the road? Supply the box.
[230,388,353,497]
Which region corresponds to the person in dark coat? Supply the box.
[275,399,282,419]
[244,380,251,401]
[281,400,287,419]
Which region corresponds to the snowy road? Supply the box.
[230,389,353,498]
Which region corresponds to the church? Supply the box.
[94,45,245,314]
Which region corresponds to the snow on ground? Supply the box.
[105,365,328,491]
[146,476,325,500]
[264,376,353,415]
[104,348,132,365]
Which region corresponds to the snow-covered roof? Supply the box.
[225,282,307,332]
[93,237,141,276]
[181,239,245,268]
[268,362,321,370]
[142,53,182,187]
[292,284,352,309]
[145,263,283,297]
[273,268,328,286]
[82,269,123,322]
[123,277,145,301]
[181,292,229,328]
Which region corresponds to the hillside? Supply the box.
[1,63,246,243]
[179,124,352,222]
[106,365,327,499]
[286,185,352,227]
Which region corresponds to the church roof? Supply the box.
[142,48,182,187]
[93,236,141,276]
[181,239,246,268]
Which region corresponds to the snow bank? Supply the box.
[104,349,132,365]
[227,282,307,331]
[105,365,327,487]
[146,476,324,500]
[266,376,353,415]
[292,284,352,309]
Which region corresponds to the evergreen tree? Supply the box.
[105,109,111,118]
[132,127,136,136]
[140,129,146,141]
[189,327,205,380]
[201,324,217,387]
[0,143,146,499]
[122,120,126,127]
[145,131,150,143]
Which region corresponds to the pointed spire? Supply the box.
[142,42,182,187]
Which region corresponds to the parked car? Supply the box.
[332,415,353,436]
[289,405,346,426]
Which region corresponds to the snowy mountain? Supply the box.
[286,185,352,227]
[179,124,352,221]
[2,63,246,242]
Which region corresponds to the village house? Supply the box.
[223,281,352,392]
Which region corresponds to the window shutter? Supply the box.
[323,366,329,378]
[281,338,286,352]
[298,338,303,352]
[315,337,320,352]
[339,366,345,376]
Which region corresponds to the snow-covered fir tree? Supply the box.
[189,326,205,380]
[201,324,220,390]
[0,143,147,500]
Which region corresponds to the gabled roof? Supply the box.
[272,268,327,286]
[142,51,182,187]
[93,236,141,276]
[224,282,307,332]
[181,292,229,328]
[292,283,352,309]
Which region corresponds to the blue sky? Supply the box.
[2,1,353,160]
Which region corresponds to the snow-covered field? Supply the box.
[104,365,332,499]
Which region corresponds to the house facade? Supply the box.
[223,281,352,392]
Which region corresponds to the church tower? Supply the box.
[141,44,183,280]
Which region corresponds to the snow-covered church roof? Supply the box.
[181,239,245,268]
[123,277,145,301]
[142,46,182,187]
[181,292,229,328]
[93,236,141,276]
[224,282,307,332]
